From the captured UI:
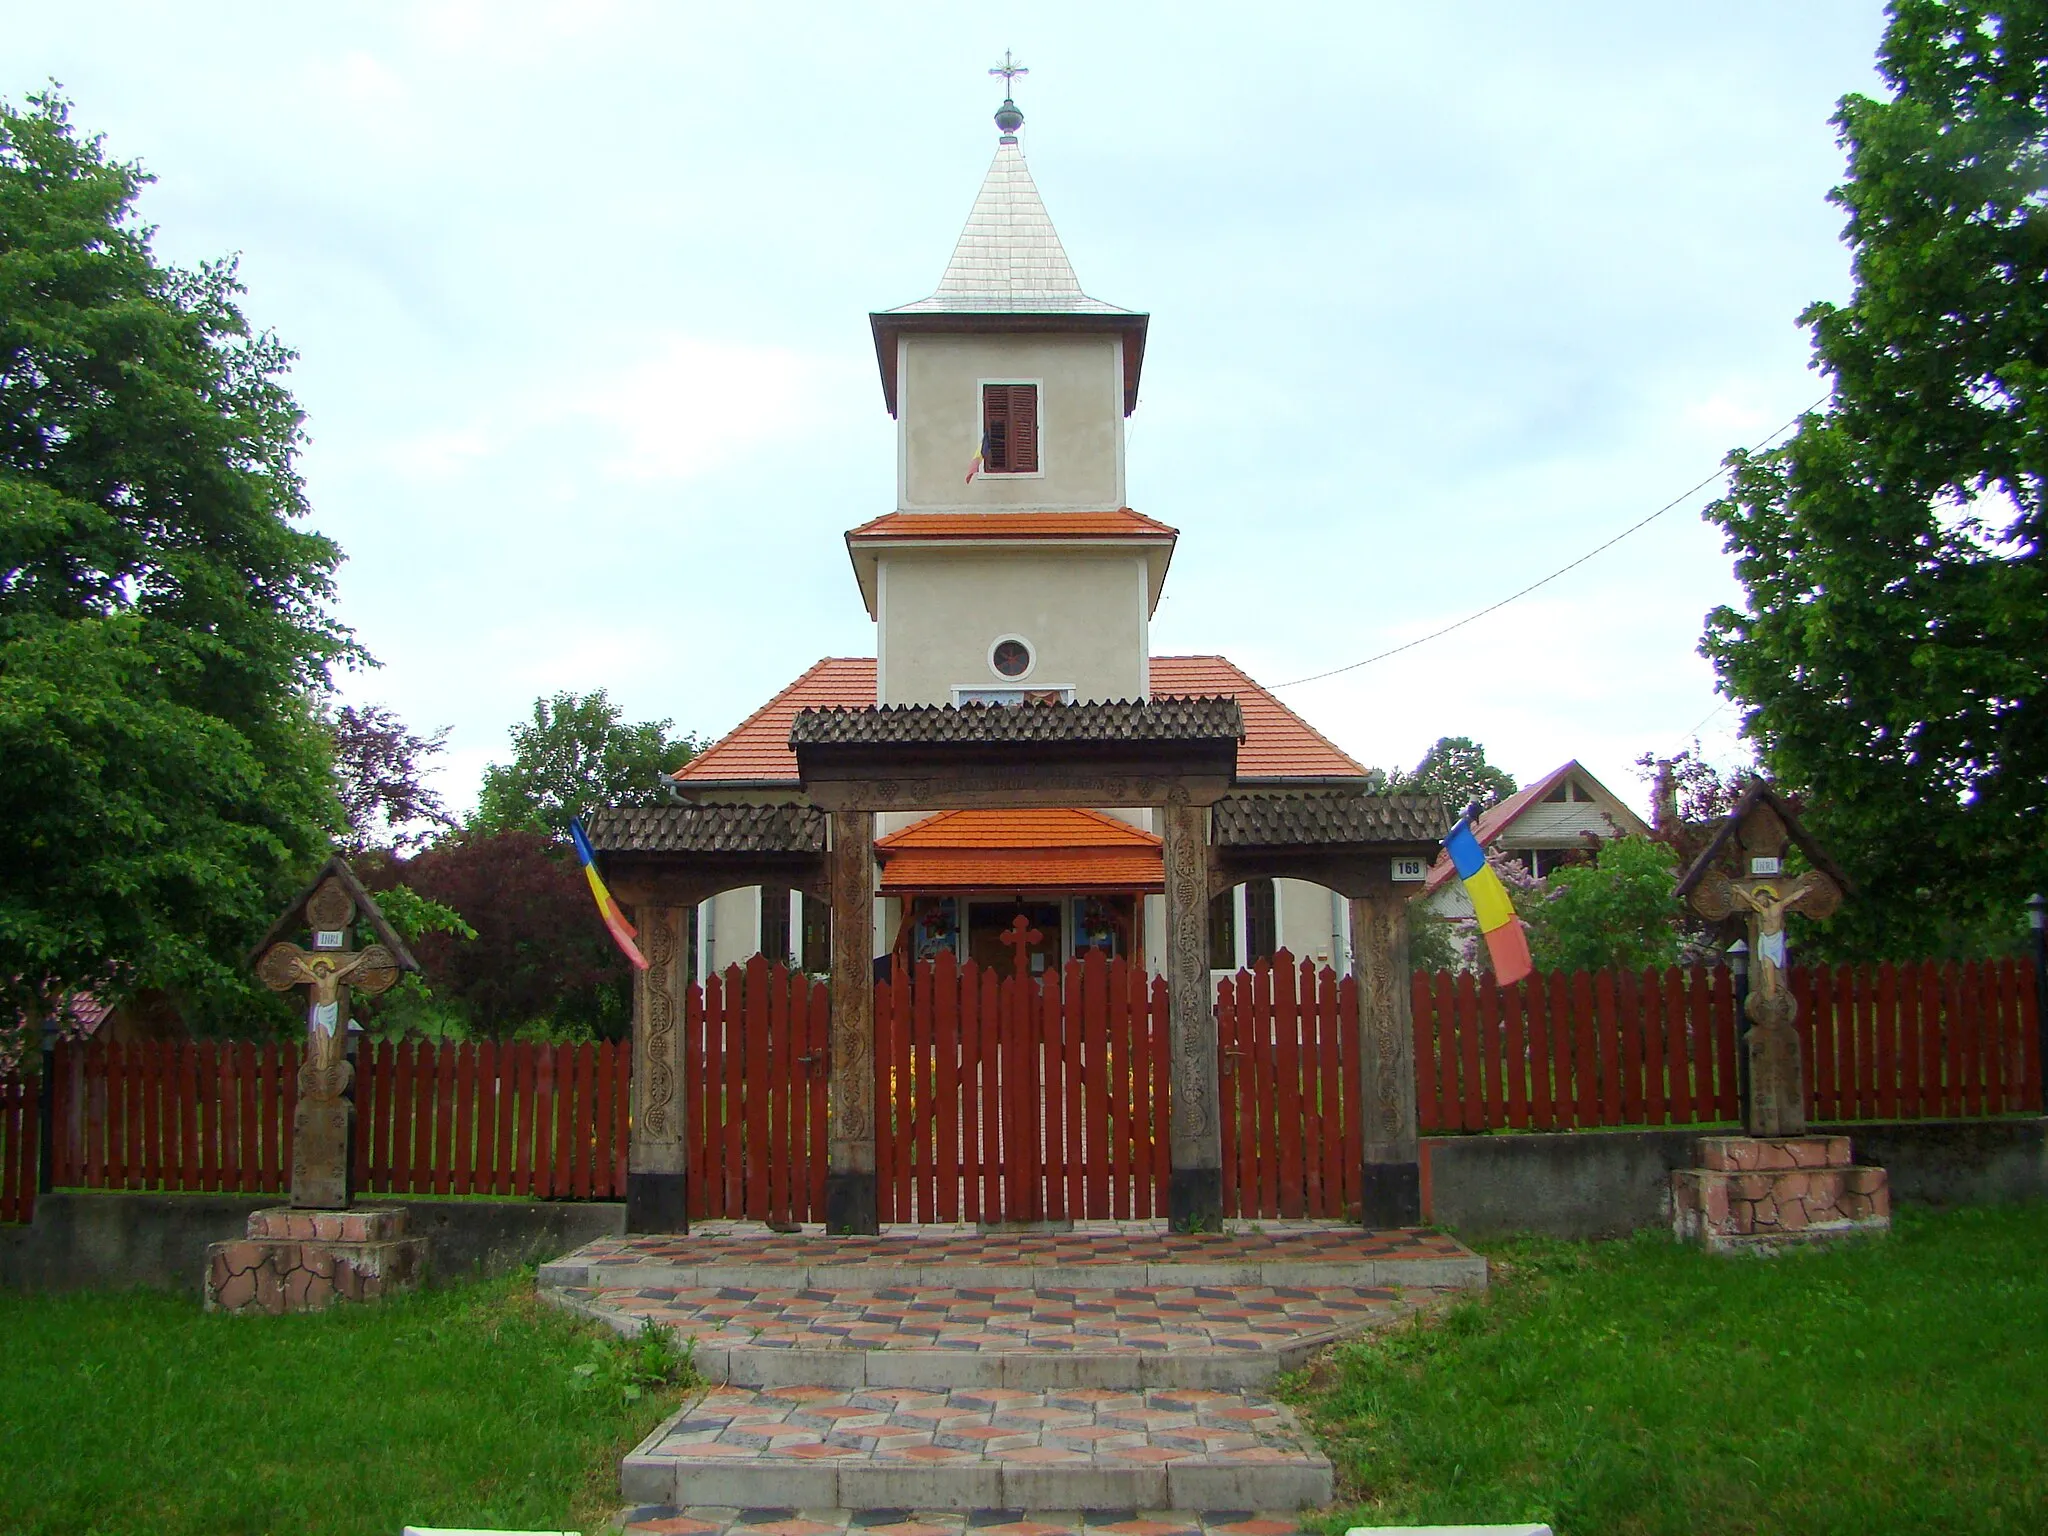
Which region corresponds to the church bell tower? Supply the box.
[850,77,1172,711]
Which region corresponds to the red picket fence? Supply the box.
[1216,952,1361,1221]
[1794,958,2040,1121]
[50,1040,302,1194]
[685,956,831,1226]
[876,948,1172,1224]
[1,1074,38,1224]
[1416,957,2041,1133]
[45,1037,630,1198]
[354,1039,630,1198]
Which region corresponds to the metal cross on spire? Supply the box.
[989,50,1028,93]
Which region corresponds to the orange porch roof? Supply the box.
[875,808,1162,893]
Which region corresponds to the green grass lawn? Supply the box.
[0,1271,690,1536]
[1297,1202,2048,1536]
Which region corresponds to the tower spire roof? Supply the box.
[884,86,1135,318]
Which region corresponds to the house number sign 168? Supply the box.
[1392,857,1427,882]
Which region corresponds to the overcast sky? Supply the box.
[8,2,1890,816]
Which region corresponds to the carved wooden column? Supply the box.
[1349,890,1421,1226]
[1161,798,1221,1230]
[825,810,879,1234]
[626,904,688,1232]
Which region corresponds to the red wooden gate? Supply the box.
[684,955,831,1225]
[875,949,1171,1224]
[1216,951,1361,1221]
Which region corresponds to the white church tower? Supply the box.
[849,84,1174,711]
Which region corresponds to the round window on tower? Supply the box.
[989,636,1034,680]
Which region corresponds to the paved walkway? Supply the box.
[616,1508,1307,1536]
[537,1224,1485,1528]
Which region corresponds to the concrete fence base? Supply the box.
[1421,1117,2048,1239]
[0,1191,624,1295]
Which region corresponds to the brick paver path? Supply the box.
[544,1223,1487,1524]
[619,1507,1306,1536]
[560,1282,1422,1356]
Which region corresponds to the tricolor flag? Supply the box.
[569,817,648,971]
[1443,814,1532,986]
[965,428,991,483]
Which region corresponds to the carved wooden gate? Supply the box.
[1215,951,1362,1221]
[683,956,831,1225]
[875,949,1172,1223]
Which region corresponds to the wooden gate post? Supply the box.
[627,904,689,1232]
[1162,799,1222,1231]
[826,810,879,1234]
[1350,889,1421,1226]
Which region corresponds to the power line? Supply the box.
[1271,398,1826,690]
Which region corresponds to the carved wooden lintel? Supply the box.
[1209,848,1437,902]
[804,773,1234,813]
[605,857,828,911]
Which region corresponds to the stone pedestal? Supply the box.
[204,1207,427,1313]
[1672,1135,1890,1254]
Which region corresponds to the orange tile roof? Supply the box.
[878,807,1160,850]
[877,809,1162,892]
[674,655,1368,785]
[1149,656,1367,780]
[846,508,1178,541]
[672,657,875,783]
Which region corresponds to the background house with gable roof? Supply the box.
[1421,760,1654,920]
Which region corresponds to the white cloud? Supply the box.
[569,335,847,485]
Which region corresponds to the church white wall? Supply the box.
[878,551,1146,706]
[900,334,1123,510]
[705,885,760,976]
[1277,878,1341,968]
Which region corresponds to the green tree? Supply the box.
[1701,1,2048,957]
[1389,736,1518,818]
[471,690,700,838]
[0,93,352,1034]
[1519,836,1683,975]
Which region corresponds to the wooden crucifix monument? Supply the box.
[250,857,418,1207]
[1675,781,1848,1138]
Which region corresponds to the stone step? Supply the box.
[546,1281,1431,1390]
[539,1229,1487,1295]
[617,1506,1313,1536]
[621,1385,1333,1513]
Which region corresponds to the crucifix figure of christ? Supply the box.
[1685,801,1843,1137]
[256,875,401,1207]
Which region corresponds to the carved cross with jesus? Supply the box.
[1679,790,1847,1137]
[250,861,416,1207]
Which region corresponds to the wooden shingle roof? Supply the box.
[581,803,826,854]
[672,656,1368,789]
[788,695,1243,749]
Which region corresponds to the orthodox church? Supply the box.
[668,93,1375,982]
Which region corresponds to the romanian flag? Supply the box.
[1444,816,1532,986]
[569,818,647,971]
[965,428,991,483]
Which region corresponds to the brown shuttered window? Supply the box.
[982,383,1039,473]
